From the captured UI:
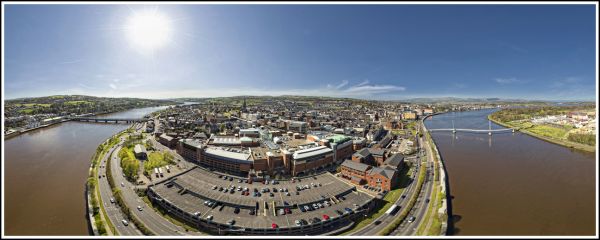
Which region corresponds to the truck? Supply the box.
[166,165,171,173]
[385,204,400,215]
[158,167,164,177]
[154,168,159,178]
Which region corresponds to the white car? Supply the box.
[122,219,129,226]
[137,206,143,211]
[121,182,125,187]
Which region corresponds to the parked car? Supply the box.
[110,198,115,203]
[234,207,240,214]
[122,219,129,226]
[137,206,143,211]
[279,209,285,215]
[206,215,213,220]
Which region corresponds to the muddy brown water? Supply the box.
[4,106,168,235]
[425,109,595,235]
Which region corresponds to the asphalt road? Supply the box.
[110,136,204,236]
[392,136,436,236]
[97,144,142,235]
[393,162,434,235]
[350,138,429,236]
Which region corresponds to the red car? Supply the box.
[322,214,330,221]
[285,208,291,214]
[271,223,278,229]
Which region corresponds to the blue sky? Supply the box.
[3,4,597,100]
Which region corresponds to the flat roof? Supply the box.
[204,147,251,162]
[212,137,242,145]
[292,146,332,160]
[180,139,203,148]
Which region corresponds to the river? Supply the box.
[425,109,596,235]
[4,106,169,235]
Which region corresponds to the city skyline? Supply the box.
[4,4,597,101]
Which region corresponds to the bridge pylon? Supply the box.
[452,120,456,134]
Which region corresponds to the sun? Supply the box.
[125,10,172,51]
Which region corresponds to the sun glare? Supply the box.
[125,10,172,51]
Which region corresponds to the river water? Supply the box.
[425,109,596,235]
[4,106,169,235]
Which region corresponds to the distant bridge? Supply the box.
[68,117,145,123]
[427,120,517,135]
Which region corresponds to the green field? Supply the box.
[507,120,574,140]
[144,151,175,173]
[489,116,595,152]
[65,100,92,105]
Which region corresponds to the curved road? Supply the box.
[110,140,205,235]
[97,144,142,235]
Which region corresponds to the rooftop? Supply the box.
[292,146,333,160]
[204,147,251,162]
[341,160,371,172]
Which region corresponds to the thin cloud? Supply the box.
[495,77,519,84]
[109,83,117,89]
[343,84,406,94]
[356,79,370,87]
[58,59,84,64]
[77,83,96,90]
[335,80,349,89]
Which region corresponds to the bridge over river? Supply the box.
[67,117,145,123]
[427,120,517,135]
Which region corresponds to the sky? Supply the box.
[3,4,597,101]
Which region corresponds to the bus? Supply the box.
[385,204,400,215]
[154,168,159,178]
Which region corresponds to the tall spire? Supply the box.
[242,96,247,112]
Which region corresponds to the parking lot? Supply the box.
[148,166,375,233]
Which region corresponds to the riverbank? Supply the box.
[488,115,595,153]
[4,105,172,140]
[421,114,450,235]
